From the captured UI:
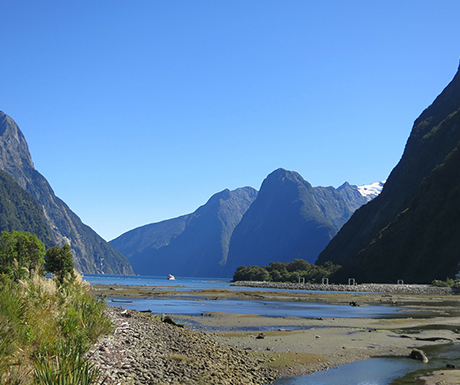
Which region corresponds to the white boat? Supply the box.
[167,274,175,280]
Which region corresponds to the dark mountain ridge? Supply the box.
[317,64,460,283]
[0,111,133,275]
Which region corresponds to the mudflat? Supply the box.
[91,283,460,384]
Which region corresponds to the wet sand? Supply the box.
[91,283,460,383]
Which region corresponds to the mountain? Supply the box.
[110,187,258,277]
[316,64,460,283]
[0,111,133,275]
[0,169,52,243]
[223,168,372,276]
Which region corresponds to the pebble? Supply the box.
[87,307,278,384]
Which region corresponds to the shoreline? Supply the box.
[89,283,460,384]
[231,281,457,295]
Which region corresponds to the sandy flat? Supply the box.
[177,311,460,377]
[418,369,460,385]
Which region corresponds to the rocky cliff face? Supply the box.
[110,187,258,277]
[0,111,133,274]
[317,65,460,283]
[224,169,369,276]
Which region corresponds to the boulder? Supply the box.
[410,348,429,363]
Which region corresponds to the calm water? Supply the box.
[84,274,407,318]
[84,274,459,384]
[83,274,232,290]
[107,296,406,318]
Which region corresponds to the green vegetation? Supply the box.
[45,245,76,284]
[431,278,460,288]
[0,231,46,281]
[0,231,110,384]
[233,259,341,283]
[0,170,52,248]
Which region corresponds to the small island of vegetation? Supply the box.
[233,259,341,283]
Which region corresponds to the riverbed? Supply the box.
[85,275,460,384]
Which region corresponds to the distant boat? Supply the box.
[167,274,175,280]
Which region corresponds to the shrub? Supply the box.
[0,268,110,384]
[0,231,45,281]
[45,245,75,283]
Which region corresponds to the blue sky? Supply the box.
[1,1,460,241]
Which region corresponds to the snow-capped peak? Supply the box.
[357,181,386,201]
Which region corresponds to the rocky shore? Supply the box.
[88,307,278,385]
[231,281,456,295]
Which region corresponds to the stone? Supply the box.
[410,348,429,363]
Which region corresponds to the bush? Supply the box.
[34,342,106,385]
[432,278,460,288]
[0,231,46,281]
[0,269,110,384]
[45,244,75,283]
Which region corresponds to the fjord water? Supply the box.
[83,274,404,318]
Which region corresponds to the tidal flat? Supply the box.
[90,283,460,384]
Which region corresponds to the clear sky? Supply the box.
[1,1,460,241]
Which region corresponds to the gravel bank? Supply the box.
[88,307,278,385]
[231,281,457,295]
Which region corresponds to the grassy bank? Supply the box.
[0,271,110,384]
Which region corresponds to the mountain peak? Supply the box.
[110,185,258,277]
[357,181,385,201]
[0,112,35,180]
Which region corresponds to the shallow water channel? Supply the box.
[108,296,406,319]
[85,274,414,319]
[273,344,460,385]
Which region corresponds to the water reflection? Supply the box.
[108,296,404,319]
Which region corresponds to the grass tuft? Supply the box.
[0,271,110,384]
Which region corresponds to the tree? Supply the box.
[233,258,342,283]
[233,265,270,282]
[45,244,75,283]
[0,230,46,280]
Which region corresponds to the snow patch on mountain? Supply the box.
[357,181,385,201]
